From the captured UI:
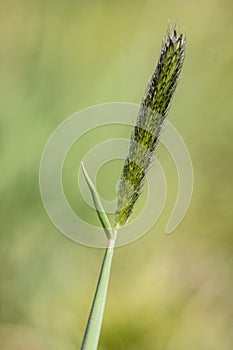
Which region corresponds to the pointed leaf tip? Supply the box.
[80,162,114,240]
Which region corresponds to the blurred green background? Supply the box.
[1,0,233,349]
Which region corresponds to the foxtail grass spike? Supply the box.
[115,25,186,228]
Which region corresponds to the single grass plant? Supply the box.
[80,24,186,350]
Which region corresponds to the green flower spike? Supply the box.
[115,26,186,228]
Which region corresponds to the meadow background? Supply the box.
[1,0,233,349]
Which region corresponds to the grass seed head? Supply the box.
[115,25,186,228]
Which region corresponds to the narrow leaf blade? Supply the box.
[81,162,113,240]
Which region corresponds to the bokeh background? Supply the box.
[1,0,233,349]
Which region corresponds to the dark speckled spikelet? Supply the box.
[115,25,186,228]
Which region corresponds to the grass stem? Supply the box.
[80,232,117,350]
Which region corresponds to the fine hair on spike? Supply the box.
[115,24,186,228]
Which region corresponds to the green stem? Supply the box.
[80,232,117,350]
